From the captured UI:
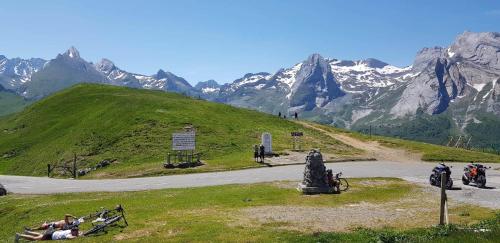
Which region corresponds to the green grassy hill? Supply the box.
[0,84,358,177]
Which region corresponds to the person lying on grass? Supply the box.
[15,228,82,242]
[26,214,83,231]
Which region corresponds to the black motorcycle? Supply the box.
[462,163,489,188]
[429,163,453,189]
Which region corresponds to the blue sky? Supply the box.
[1,0,499,84]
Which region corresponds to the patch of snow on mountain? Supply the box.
[330,62,372,73]
[330,61,408,76]
[482,90,492,99]
[255,84,266,90]
[473,83,487,91]
[447,48,456,58]
[134,75,161,89]
[276,63,302,88]
[202,87,219,93]
[315,97,326,107]
[115,72,127,79]
[400,71,421,80]
[378,65,411,75]
[232,73,271,89]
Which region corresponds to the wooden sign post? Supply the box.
[439,172,448,225]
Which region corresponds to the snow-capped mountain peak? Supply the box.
[64,46,81,59]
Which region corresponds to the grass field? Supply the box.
[1,178,498,242]
[0,84,361,178]
[312,122,500,163]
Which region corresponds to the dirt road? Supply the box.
[298,121,422,162]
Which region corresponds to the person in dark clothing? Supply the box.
[253,145,259,162]
[294,112,298,120]
[259,144,265,162]
[283,115,287,119]
[278,112,281,118]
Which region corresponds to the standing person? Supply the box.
[259,144,265,163]
[278,112,281,118]
[294,112,298,120]
[283,115,287,119]
[253,145,259,162]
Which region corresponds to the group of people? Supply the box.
[278,112,299,120]
[253,144,266,163]
[15,214,83,242]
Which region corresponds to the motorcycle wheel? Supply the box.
[462,175,470,185]
[477,175,486,188]
[446,178,453,189]
[429,175,436,186]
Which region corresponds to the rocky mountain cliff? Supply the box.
[2,47,197,100]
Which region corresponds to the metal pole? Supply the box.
[439,172,447,225]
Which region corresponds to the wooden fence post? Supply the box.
[73,153,77,179]
[439,172,447,225]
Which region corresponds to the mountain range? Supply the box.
[1,31,499,150]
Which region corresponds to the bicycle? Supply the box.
[83,205,128,236]
[335,172,349,191]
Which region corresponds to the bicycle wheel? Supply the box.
[338,178,349,191]
[83,224,105,236]
[105,215,122,225]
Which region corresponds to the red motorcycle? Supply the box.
[462,163,490,188]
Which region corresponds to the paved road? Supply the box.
[1,161,499,208]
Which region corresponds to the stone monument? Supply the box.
[298,149,333,194]
[261,132,272,154]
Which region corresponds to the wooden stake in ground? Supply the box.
[439,172,448,225]
[73,153,77,179]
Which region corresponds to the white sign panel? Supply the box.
[172,132,195,151]
[261,132,272,154]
